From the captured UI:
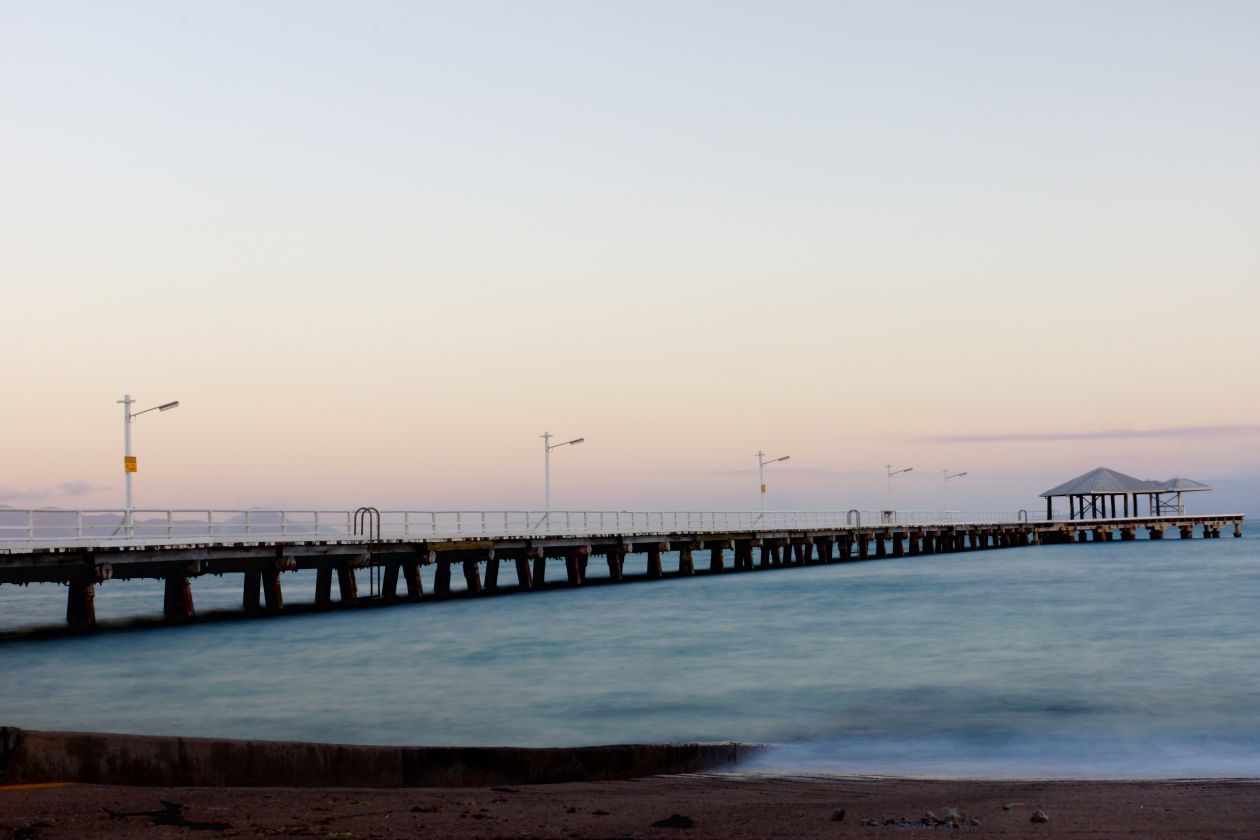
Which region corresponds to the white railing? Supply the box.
[0,508,1053,550]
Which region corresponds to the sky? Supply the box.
[2,1,1258,515]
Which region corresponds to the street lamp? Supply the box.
[541,432,584,519]
[943,470,968,516]
[885,464,913,511]
[118,394,180,528]
[757,451,790,512]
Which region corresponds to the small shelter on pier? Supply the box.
[1150,477,1212,515]
[1040,468,1213,519]
[1040,467,1158,520]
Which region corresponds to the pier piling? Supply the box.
[65,578,95,630]
[162,573,194,623]
[261,570,283,613]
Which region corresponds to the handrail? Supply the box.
[0,507,1239,551]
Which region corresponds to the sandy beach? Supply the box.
[3,774,1258,839]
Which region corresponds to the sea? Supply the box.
[1,526,1257,779]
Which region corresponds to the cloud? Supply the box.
[56,480,105,496]
[917,424,1260,444]
[0,480,108,503]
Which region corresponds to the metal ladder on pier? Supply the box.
[353,507,381,598]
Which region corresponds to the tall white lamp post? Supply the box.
[885,464,913,511]
[757,451,790,512]
[118,394,180,530]
[943,470,968,519]
[541,432,584,522]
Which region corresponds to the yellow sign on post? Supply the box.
[761,483,766,494]
[124,456,137,473]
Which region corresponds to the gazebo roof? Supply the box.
[1040,467,1161,498]
[1153,477,1212,492]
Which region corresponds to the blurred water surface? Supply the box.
[1,530,1257,777]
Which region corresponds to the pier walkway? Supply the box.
[0,508,1244,630]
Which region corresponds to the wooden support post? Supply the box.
[579,555,589,579]
[1077,529,1088,543]
[1235,523,1243,538]
[163,573,195,623]
[403,558,423,599]
[313,566,332,608]
[709,545,725,573]
[759,543,773,568]
[532,556,546,587]
[262,569,283,613]
[792,542,805,565]
[922,533,935,555]
[646,545,664,579]
[336,561,358,603]
[678,547,695,576]
[435,561,452,596]
[890,534,903,557]
[381,561,401,602]
[606,549,624,581]
[801,542,815,565]
[764,542,779,566]
[907,534,919,556]
[1202,524,1211,539]
[856,536,869,559]
[463,559,482,594]
[1211,526,1221,538]
[1121,528,1136,541]
[1149,527,1165,540]
[515,556,534,590]
[875,536,887,558]
[484,555,500,591]
[244,570,262,615]
[66,578,96,630]
[565,551,585,586]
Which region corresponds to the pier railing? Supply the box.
[0,508,1049,549]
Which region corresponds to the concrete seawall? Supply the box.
[0,727,758,788]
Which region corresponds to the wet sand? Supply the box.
[3,774,1258,838]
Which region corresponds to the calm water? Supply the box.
[1,530,1257,778]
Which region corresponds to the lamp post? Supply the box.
[885,464,913,511]
[541,432,584,521]
[757,451,790,512]
[943,470,968,518]
[118,394,180,530]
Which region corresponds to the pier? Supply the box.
[0,507,1244,631]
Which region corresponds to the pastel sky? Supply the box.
[3,1,1258,515]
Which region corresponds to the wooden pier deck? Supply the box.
[0,509,1245,631]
